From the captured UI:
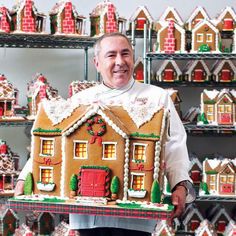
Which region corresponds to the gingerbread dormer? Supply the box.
[214,6,236,32]
[0,6,11,33]
[189,153,202,185]
[183,60,211,82]
[133,57,144,83]
[128,6,154,33]
[182,204,204,233]
[90,0,125,37]
[224,220,236,236]
[195,219,217,236]
[10,0,46,33]
[166,88,182,118]
[185,6,210,31]
[201,158,236,196]
[49,0,86,35]
[211,60,236,82]
[68,81,98,97]
[199,89,236,126]
[156,60,182,82]
[27,73,60,119]
[159,6,184,26]
[191,19,219,53]
[156,20,186,53]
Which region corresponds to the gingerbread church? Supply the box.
[26,98,169,203]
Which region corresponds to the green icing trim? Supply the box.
[117,202,174,211]
[203,100,216,104]
[130,132,160,139]
[206,171,218,174]
[80,165,110,172]
[33,128,62,133]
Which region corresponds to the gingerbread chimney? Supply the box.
[22,0,36,32]
[0,7,11,33]
[105,1,118,33]
[62,1,75,34]
[164,20,176,54]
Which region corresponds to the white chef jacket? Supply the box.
[18,78,192,233]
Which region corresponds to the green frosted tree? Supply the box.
[151,180,161,203]
[70,174,78,191]
[110,176,119,200]
[200,182,209,195]
[24,172,33,195]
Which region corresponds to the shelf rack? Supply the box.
[0,33,96,80]
[0,120,33,127]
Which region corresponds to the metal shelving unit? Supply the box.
[0,120,33,127]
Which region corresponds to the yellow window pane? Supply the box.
[75,143,87,158]
[104,144,115,159]
[42,140,53,156]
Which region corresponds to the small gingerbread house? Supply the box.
[0,74,21,120]
[181,203,204,233]
[156,60,182,82]
[10,0,46,33]
[191,19,219,52]
[27,73,60,119]
[211,60,236,82]
[195,219,217,236]
[68,80,98,97]
[0,139,20,194]
[159,6,184,26]
[189,153,202,185]
[52,221,79,236]
[15,223,35,236]
[49,0,86,35]
[29,99,169,203]
[128,6,154,33]
[90,0,125,37]
[153,220,175,236]
[224,220,236,236]
[0,6,11,33]
[199,89,236,126]
[156,20,186,53]
[133,57,144,83]
[166,88,182,118]
[0,206,19,236]
[183,60,211,82]
[185,6,210,31]
[201,158,236,196]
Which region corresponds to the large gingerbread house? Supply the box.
[49,0,86,35]
[28,99,169,203]
[211,60,236,82]
[68,80,98,97]
[27,73,60,119]
[10,0,46,33]
[199,89,236,126]
[90,0,126,37]
[201,158,236,196]
[0,6,11,33]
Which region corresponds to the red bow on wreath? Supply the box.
[89,131,103,145]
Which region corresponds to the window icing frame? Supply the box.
[132,143,147,163]
[102,142,117,160]
[40,137,55,157]
[73,140,88,159]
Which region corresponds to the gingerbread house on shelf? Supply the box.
[189,153,202,185]
[199,89,236,126]
[211,60,236,82]
[159,6,184,26]
[27,73,60,120]
[152,220,175,236]
[0,6,11,33]
[52,221,79,236]
[195,220,217,236]
[166,88,182,118]
[15,223,35,236]
[201,158,236,197]
[49,0,86,35]
[68,80,98,97]
[234,28,236,53]
[185,6,210,31]
[183,60,211,82]
[127,6,155,35]
[28,98,169,203]
[156,60,182,82]
[133,57,144,83]
[224,220,236,236]
[181,204,204,233]
[90,0,126,37]
[191,19,219,53]
[10,0,46,33]
[0,206,19,236]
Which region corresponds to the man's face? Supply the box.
[94,36,134,89]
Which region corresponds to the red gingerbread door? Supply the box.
[80,169,107,197]
[223,19,233,30]
[221,69,230,82]
[190,220,200,231]
[136,69,143,82]
[194,69,203,81]
[191,170,201,183]
[164,69,174,81]
[0,106,3,116]
[221,183,233,193]
[217,221,226,232]
[136,18,146,29]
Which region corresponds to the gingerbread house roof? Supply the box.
[0,74,16,100]
[52,221,79,235]
[166,88,182,103]
[129,5,154,24]
[185,6,210,30]
[0,207,19,221]
[49,0,86,19]
[183,60,211,76]
[224,220,236,236]
[156,60,182,76]
[189,153,203,170]
[154,220,175,236]
[192,19,219,34]
[211,206,232,225]
[159,6,184,26]
[134,56,143,68]
[182,203,204,226]
[211,60,236,75]
[195,219,217,236]
[90,0,118,17]
[69,80,99,97]
[213,6,236,26]
[0,6,11,21]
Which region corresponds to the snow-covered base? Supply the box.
[0,116,25,121]
[76,196,108,205]
[128,189,147,198]
[26,115,36,120]
[37,182,55,192]
[14,194,68,202]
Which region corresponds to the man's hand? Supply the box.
[14,180,24,196]
[171,185,186,222]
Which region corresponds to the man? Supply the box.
[15,32,195,236]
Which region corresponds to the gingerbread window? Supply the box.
[209,174,216,190]
[40,138,54,156]
[206,105,214,122]
[131,173,145,190]
[197,33,203,42]
[206,34,213,42]
[102,142,116,160]
[74,141,88,159]
[132,143,147,162]
[40,167,53,184]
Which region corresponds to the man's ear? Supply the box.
[94,56,99,71]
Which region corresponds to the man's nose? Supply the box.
[115,54,124,65]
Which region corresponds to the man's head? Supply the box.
[93,32,134,89]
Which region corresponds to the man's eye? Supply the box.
[107,54,115,58]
